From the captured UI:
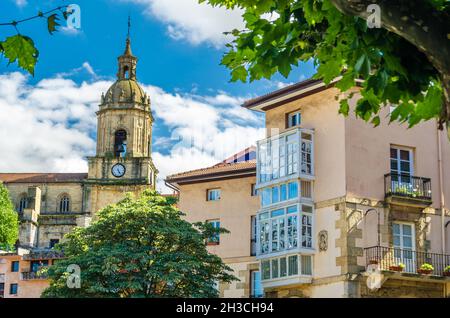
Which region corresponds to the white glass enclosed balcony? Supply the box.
[257,203,314,258]
[255,127,315,286]
[260,253,313,288]
[256,128,314,188]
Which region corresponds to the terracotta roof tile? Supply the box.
[0,173,88,184]
[166,160,256,182]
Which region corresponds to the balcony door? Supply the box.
[393,222,416,273]
[390,147,413,190]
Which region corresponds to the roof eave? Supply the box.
[165,167,256,185]
[242,78,342,112]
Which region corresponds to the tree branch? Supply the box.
[329,0,450,132]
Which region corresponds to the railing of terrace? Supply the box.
[384,173,432,201]
[365,246,450,276]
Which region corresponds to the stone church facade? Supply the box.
[0,36,157,298]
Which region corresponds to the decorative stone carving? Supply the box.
[318,230,328,251]
[119,88,126,102]
[107,90,113,102]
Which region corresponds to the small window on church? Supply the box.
[59,195,70,213]
[18,194,28,213]
[123,66,130,79]
[114,130,127,158]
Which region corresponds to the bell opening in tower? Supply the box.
[114,130,127,158]
[123,65,130,79]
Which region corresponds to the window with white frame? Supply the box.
[286,134,298,175]
[257,130,313,184]
[260,181,313,208]
[301,133,313,175]
[392,222,415,273]
[301,205,313,248]
[258,204,314,256]
[287,111,301,128]
[207,189,221,201]
[260,254,312,281]
[390,147,413,183]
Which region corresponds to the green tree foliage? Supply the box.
[0,6,70,75]
[202,0,450,137]
[0,182,18,249]
[41,190,237,298]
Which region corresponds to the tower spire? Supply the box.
[117,16,137,80]
[127,15,131,40]
[124,15,133,56]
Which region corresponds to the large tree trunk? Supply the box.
[329,0,450,138]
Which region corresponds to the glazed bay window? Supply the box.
[257,128,314,186]
[261,254,312,282]
[258,204,314,256]
[260,180,312,208]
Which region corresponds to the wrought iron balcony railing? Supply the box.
[365,246,450,276]
[384,173,432,202]
[21,271,49,281]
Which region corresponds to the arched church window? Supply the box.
[114,130,127,158]
[18,193,28,213]
[59,195,70,213]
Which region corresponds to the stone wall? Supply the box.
[219,260,259,298]
[360,278,444,298]
[6,183,84,213]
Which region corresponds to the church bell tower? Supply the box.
[84,24,157,214]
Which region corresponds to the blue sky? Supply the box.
[0,0,315,192]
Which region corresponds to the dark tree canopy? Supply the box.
[42,190,237,298]
[203,0,450,138]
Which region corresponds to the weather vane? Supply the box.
[127,15,131,39]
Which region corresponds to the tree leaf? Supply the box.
[1,35,39,75]
[231,66,248,82]
[339,99,350,116]
[371,115,381,127]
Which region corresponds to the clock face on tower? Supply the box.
[111,163,126,178]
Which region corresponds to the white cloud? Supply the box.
[56,62,100,80]
[275,81,294,89]
[0,72,103,173]
[0,70,264,193]
[120,0,244,47]
[142,84,264,191]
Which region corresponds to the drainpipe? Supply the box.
[437,125,446,253]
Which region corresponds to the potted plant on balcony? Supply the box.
[443,266,450,277]
[368,259,379,265]
[417,263,434,275]
[389,263,405,272]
